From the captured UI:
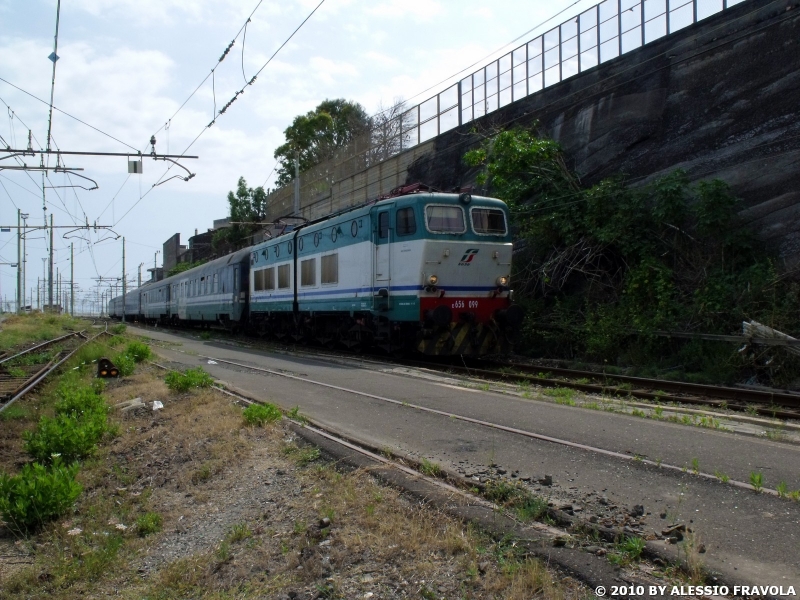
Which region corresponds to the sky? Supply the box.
[0,0,604,312]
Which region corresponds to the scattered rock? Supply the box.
[552,537,568,547]
[478,561,490,574]
[585,545,603,555]
[496,468,507,475]
[698,543,706,554]
[661,524,686,536]
[588,515,598,523]
[629,504,644,517]
[598,496,609,505]
[659,512,667,519]
[539,475,553,486]
[319,517,331,529]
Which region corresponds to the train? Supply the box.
[109,187,523,355]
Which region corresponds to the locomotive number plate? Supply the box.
[451,300,479,309]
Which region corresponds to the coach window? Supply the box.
[378,212,389,238]
[321,254,338,285]
[264,267,275,290]
[396,207,416,236]
[470,207,507,235]
[425,205,465,234]
[213,273,218,293]
[301,258,316,287]
[277,264,290,289]
[254,270,264,291]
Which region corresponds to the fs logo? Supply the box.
[459,249,479,265]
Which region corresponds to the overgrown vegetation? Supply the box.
[465,127,800,385]
[242,402,282,426]
[166,260,208,277]
[164,367,214,392]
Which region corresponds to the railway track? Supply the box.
[0,326,106,414]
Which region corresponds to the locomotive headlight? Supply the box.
[496,275,509,286]
[428,275,438,285]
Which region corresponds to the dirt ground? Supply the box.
[0,361,591,599]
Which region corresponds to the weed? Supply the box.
[516,496,549,521]
[544,387,575,404]
[293,519,307,534]
[136,512,163,536]
[749,471,764,493]
[691,458,699,474]
[191,463,213,484]
[287,405,308,423]
[242,402,282,426]
[228,522,252,542]
[0,405,28,420]
[6,366,26,377]
[296,447,321,466]
[609,535,646,566]
[483,479,519,504]
[789,490,800,502]
[479,382,491,392]
[23,411,108,463]
[199,331,212,340]
[776,481,788,498]
[654,406,664,418]
[109,323,127,335]
[115,353,136,377]
[164,367,214,392]
[765,428,787,442]
[714,470,730,483]
[745,404,759,416]
[0,457,82,533]
[216,540,231,561]
[584,402,600,410]
[631,408,646,418]
[420,458,442,477]
[125,341,151,362]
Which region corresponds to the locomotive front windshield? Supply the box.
[426,205,466,233]
[470,207,507,235]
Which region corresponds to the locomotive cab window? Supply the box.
[426,205,466,233]
[470,207,507,235]
[378,212,390,239]
[277,264,291,289]
[301,258,316,287]
[396,207,416,236]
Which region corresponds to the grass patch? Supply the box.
[420,458,442,477]
[750,471,764,493]
[609,535,646,566]
[543,387,575,405]
[136,512,163,536]
[109,323,127,335]
[242,402,282,426]
[164,367,214,392]
[0,404,28,420]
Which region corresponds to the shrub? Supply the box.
[136,512,162,536]
[0,458,82,533]
[109,323,127,335]
[242,403,282,426]
[23,412,108,464]
[54,383,108,419]
[114,353,136,377]
[125,341,151,363]
[165,367,214,393]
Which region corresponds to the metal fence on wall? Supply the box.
[264,0,748,222]
[401,0,747,147]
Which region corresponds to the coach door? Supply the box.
[373,206,393,286]
[233,267,240,303]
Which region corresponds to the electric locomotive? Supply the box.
[248,189,523,355]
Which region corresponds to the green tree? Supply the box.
[274,99,370,186]
[216,177,269,250]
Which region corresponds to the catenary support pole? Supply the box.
[16,209,21,313]
[122,237,126,323]
[48,214,53,309]
[70,242,74,316]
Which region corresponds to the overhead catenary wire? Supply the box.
[0,78,137,152]
[114,0,326,227]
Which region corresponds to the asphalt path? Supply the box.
[131,328,800,588]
